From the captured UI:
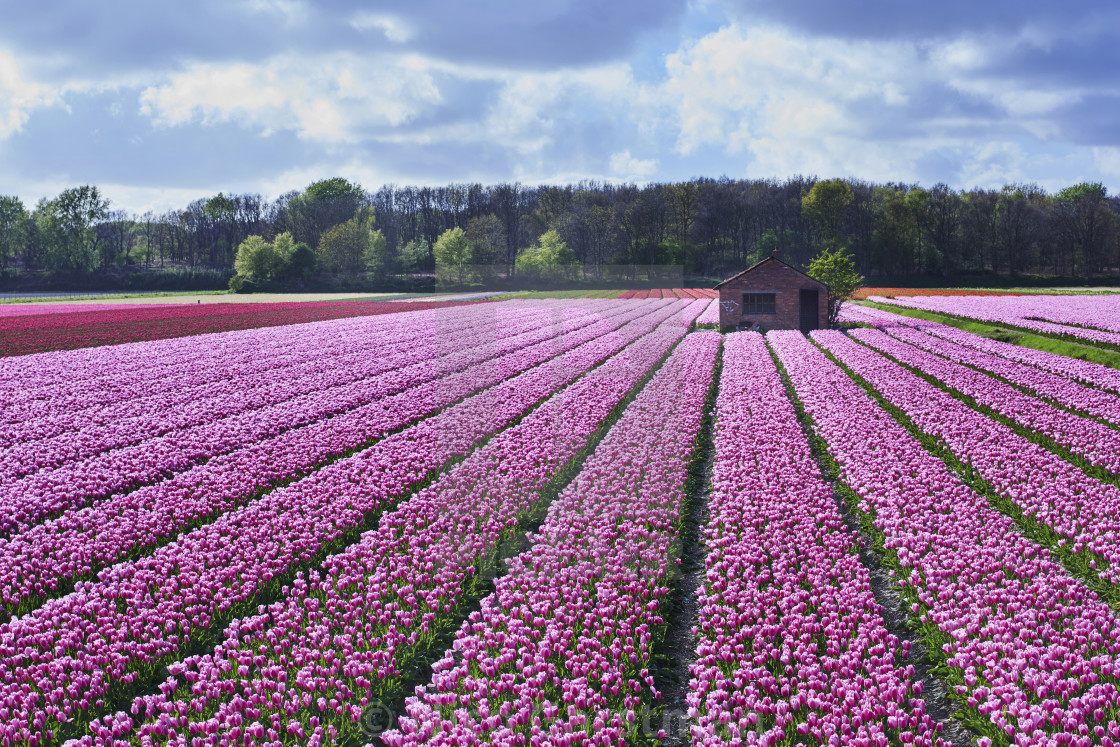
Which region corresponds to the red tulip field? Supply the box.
[0,300,493,358]
[3,295,1120,747]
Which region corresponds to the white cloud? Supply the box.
[928,31,1094,122]
[238,0,308,26]
[956,141,1027,188]
[6,3,1120,214]
[1094,147,1120,182]
[996,90,1080,117]
[9,175,218,215]
[660,24,920,174]
[0,49,59,139]
[138,54,442,143]
[931,38,990,71]
[349,12,416,43]
[257,161,385,198]
[361,58,649,161]
[609,150,658,180]
[648,21,1120,190]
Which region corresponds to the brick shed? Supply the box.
[715,251,828,333]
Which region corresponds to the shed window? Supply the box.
[742,292,776,314]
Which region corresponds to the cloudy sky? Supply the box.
[2,0,1119,213]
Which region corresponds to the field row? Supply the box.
[616,289,718,300]
[0,302,639,536]
[841,303,1120,393]
[0,303,673,620]
[776,328,1120,746]
[0,299,485,357]
[872,294,1120,348]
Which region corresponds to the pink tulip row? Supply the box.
[0,301,536,446]
[1,303,473,420]
[877,325,1120,428]
[0,302,602,482]
[688,331,944,747]
[697,299,720,326]
[842,304,1120,395]
[3,335,407,449]
[0,304,440,401]
[2,300,535,418]
[0,301,647,537]
[0,303,666,619]
[3,300,704,747]
[847,327,1120,475]
[0,302,586,533]
[68,304,706,747]
[817,329,1120,586]
[872,295,1120,347]
[388,331,720,746]
[837,303,911,328]
[771,330,1120,746]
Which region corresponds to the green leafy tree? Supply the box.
[433,226,471,285]
[204,193,237,265]
[807,245,863,327]
[872,186,918,274]
[465,214,503,283]
[271,232,295,263]
[802,179,853,246]
[317,208,375,274]
[756,229,799,264]
[398,238,432,273]
[466,215,503,263]
[271,232,315,278]
[0,196,30,271]
[515,229,578,283]
[285,243,317,278]
[904,187,935,272]
[284,178,367,249]
[362,228,387,277]
[994,183,1044,275]
[1055,183,1113,274]
[35,186,110,274]
[233,235,283,281]
[926,183,961,275]
[667,181,699,244]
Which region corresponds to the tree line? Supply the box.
[1,176,1117,288]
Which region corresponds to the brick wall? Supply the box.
[717,260,829,332]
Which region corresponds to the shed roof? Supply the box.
[713,255,829,290]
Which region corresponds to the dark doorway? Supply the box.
[799,289,819,333]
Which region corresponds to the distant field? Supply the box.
[853,286,1120,299]
[497,288,718,299]
[0,291,411,305]
[0,298,489,356]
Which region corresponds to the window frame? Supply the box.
[741,291,777,315]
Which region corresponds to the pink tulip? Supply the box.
[21,300,705,747]
[773,328,1120,746]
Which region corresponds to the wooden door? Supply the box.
[799,289,819,333]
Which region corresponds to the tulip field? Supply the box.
[0,300,485,358]
[870,294,1120,348]
[4,293,1120,746]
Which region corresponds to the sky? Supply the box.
[2,0,1119,214]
